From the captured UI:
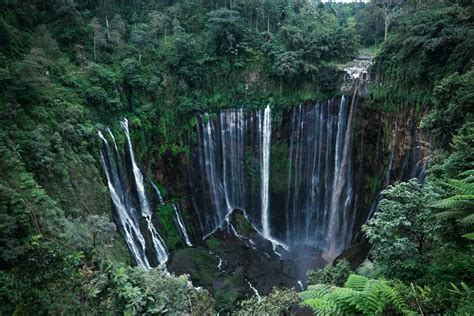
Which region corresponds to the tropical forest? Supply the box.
[0,0,473,314]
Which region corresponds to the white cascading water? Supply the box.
[173,204,193,247]
[121,119,168,264]
[285,97,355,252]
[326,95,357,259]
[150,178,193,247]
[121,119,151,216]
[190,97,356,256]
[247,280,261,301]
[260,105,271,239]
[99,120,168,267]
[150,179,165,205]
[98,131,151,268]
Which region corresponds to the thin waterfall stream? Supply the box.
[99,119,169,268]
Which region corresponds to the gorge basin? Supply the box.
[167,209,327,311]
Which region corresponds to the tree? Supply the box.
[307,259,351,287]
[207,9,244,56]
[355,2,385,46]
[86,214,116,248]
[234,287,299,315]
[148,10,170,44]
[422,70,474,141]
[272,50,302,93]
[109,14,126,45]
[376,0,405,40]
[87,265,215,314]
[363,180,442,280]
[90,18,106,60]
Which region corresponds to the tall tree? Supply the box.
[376,0,404,40]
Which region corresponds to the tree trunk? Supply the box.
[93,37,97,60]
[383,5,390,40]
[256,12,258,32]
[105,16,110,40]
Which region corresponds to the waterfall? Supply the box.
[173,204,193,247]
[247,280,261,301]
[99,121,168,267]
[121,119,151,216]
[191,110,259,236]
[284,97,355,252]
[190,97,356,255]
[150,179,165,205]
[150,178,193,247]
[99,131,150,268]
[260,105,271,239]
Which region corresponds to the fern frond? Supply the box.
[444,179,474,195]
[307,284,333,293]
[462,232,474,240]
[298,290,327,301]
[433,197,474,209]
[362,279,387,314]
[435,210,468,219]
[460,213,474,226]
[299,275,415,315]
[384,284,411,314]
[329,288,359,314]
[344,274,368,291]
[459,169,474,181]
[301,298,335,316]
[462,175,474,183]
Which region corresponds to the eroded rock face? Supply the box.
[164,99,432,273]
[159,56,431,290]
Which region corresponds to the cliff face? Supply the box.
[136,58,432,269]
[150,94,431,260]
[355,105,430,222]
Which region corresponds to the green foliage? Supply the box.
[363,179,442,280]
[422,69,474,140]
[0,240,85,315]
[234,287,299,316]
[299,274,414,315]
[370,3,473,110]
[434,170,474,239]
[205,236,221,251]
[104,265,214,315]
[429,122,474,179]
[355,3,385,46]
[448,282,474,315]
[307,259,352,287]
[1,0,473,314]
[207,9,244,56]
[156,203,182,250]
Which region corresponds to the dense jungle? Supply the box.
[0,0,473,314]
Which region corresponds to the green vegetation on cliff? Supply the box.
[0,0,473,314]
